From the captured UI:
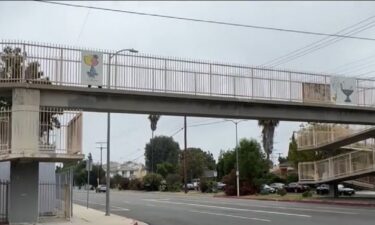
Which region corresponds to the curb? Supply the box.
[214,195,375,207]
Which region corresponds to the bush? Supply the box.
[166,173,181,192]
[129,178,143,190]
[224,185,237,196]
[286,173,299,183]
[143,173,163,191]
[200,179,218,193]
[260,189,269,195]
[277,188,287,196]
[302,190,313,198]
[119,177,130,190]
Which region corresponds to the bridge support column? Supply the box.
[9,161,39,224]
[9,88,41,224]
[329,183,339,198]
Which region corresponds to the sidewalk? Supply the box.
[38,204,147,225]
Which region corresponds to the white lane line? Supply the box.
[174,198,358,215]
[74,199,130,211]
[144,199,311,218]
[189,210,271,222]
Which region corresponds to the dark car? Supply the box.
[316,184,330,195]
[285,182,309,193]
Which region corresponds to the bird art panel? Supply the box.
[81,51,103,86]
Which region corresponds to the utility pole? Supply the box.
[86,153,92,209]
[184,116,188,194]
[96,142,107,186]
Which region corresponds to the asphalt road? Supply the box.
[74,190,375,225]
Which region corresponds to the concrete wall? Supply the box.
[0,161,10,180]
[9,161,39,224]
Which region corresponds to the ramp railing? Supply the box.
[299,150,375,183]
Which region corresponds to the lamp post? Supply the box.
[106,48,138,216]
[226,119,247,197]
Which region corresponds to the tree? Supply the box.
[148,114,161,172]
[258,119,279,162]
[145,136,180,173]
[217,150,236,180]
[217,138,269,191]
[278,156,288,164]
[183,148,216,181]
[156,162,177,178]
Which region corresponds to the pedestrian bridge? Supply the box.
[298,124,375,184]
[1,40,375,124]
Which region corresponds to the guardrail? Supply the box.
[1,40,375,107]
[299,150,375,183]
[296,124,375,149]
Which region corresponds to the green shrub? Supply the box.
[119,177,130,190]
[260,189,269,195]
[277,188,287,196]
[302,190,313,198]
[166,173,181,192]
[129,178,143,190]
[143,173,163,191]
[200,179,218,193]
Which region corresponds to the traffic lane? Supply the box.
[74,191,375,225]
[74,192,271,225]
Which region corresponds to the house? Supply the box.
[103,161,146,180]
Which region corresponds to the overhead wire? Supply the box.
[35,0,375,41]
[262,15,375,68]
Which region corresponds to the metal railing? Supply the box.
[0,106,82,156]
[2,40,375,107]
[39,107,82,155]
[0,180,9,224]
[299,150,375,183]
[296,124,375,149]
[0,108,11,156]
[39,170,73,220]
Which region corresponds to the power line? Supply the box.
[262,15,375,67]
[35,0,375,41]
[170,119,245,137]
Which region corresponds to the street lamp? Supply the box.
[105,48,138,216]
[226,119,247,197]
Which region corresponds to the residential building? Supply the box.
[103,161,146,179]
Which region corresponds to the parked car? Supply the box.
[192,178,200,190]
[186,183,195,190]
[96,184,107,193]
[261,184,276,193]
[338,184,355,196]
[285,182,309,193]
[217,182,226,191]
[270,183,285,191]
[316,184,330,195]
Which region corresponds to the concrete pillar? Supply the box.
[9,88,41,224]
[329,183,339,198]
[9,161,39,224]
[11,88,40,154]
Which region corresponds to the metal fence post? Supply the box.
[164,59,167,92]
[59,49,63,85]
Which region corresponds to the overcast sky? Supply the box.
[1,1,375,165]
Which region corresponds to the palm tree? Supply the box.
[148,114,161,172]
[258,119,279,162]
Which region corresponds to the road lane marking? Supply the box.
[172,198,359,215]
[74,199,130,211]
[143,199,311,218]
[189,210,271,222]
